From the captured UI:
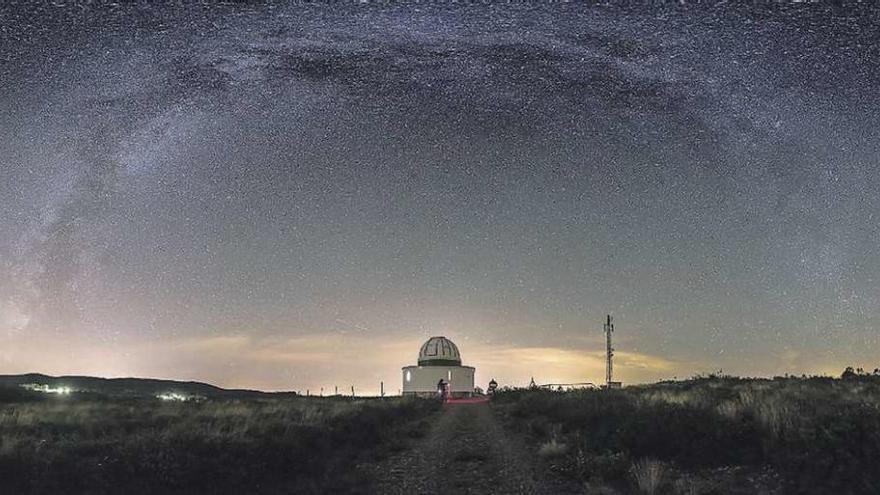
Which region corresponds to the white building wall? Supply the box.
[402,365,475,396]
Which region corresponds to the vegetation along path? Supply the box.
[369,401,581,495]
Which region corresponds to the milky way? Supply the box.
[1,2,878,391]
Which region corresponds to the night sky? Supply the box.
[1,2,878,393]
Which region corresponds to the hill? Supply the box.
[0,373,297,400]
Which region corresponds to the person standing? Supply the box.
[487,378,498,396]
[437,378,448,401]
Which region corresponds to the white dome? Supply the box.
[418,336,462,366]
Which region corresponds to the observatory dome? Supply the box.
[418,336,461,366]
[404,336,474,397]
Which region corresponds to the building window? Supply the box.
[447,370,451,380]
[405,371,411,382]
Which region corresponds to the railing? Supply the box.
[536,382,597,390]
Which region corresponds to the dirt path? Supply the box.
[369,402,582,495]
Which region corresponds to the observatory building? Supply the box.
[402,336,475,398]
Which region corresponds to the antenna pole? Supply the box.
[604,314,614,388]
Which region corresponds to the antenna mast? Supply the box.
[604,314,614,388]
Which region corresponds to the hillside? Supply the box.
[0,392,438,494]
[492,376,880,494]
[0,373,297,400]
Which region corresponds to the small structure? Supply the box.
[402,336,475,398]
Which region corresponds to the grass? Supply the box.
[0,389,439,494]
[537,437,569,458]
[493,375,880,494]
[631,459,665,495]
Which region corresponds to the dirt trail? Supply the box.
[370,402,581,495]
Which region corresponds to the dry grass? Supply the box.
[494,375,880,494]
[631,458,665,495]
[0,393,439,494]
[538,437,569,457]
[673,475,700,495]
[715,400,742,420]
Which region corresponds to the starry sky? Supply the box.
[1,2,878,393]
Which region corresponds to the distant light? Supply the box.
[20,383,73,395]
[156,392,204,402]
[157,392,188,401]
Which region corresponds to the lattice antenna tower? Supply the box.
[604,314,614,387]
